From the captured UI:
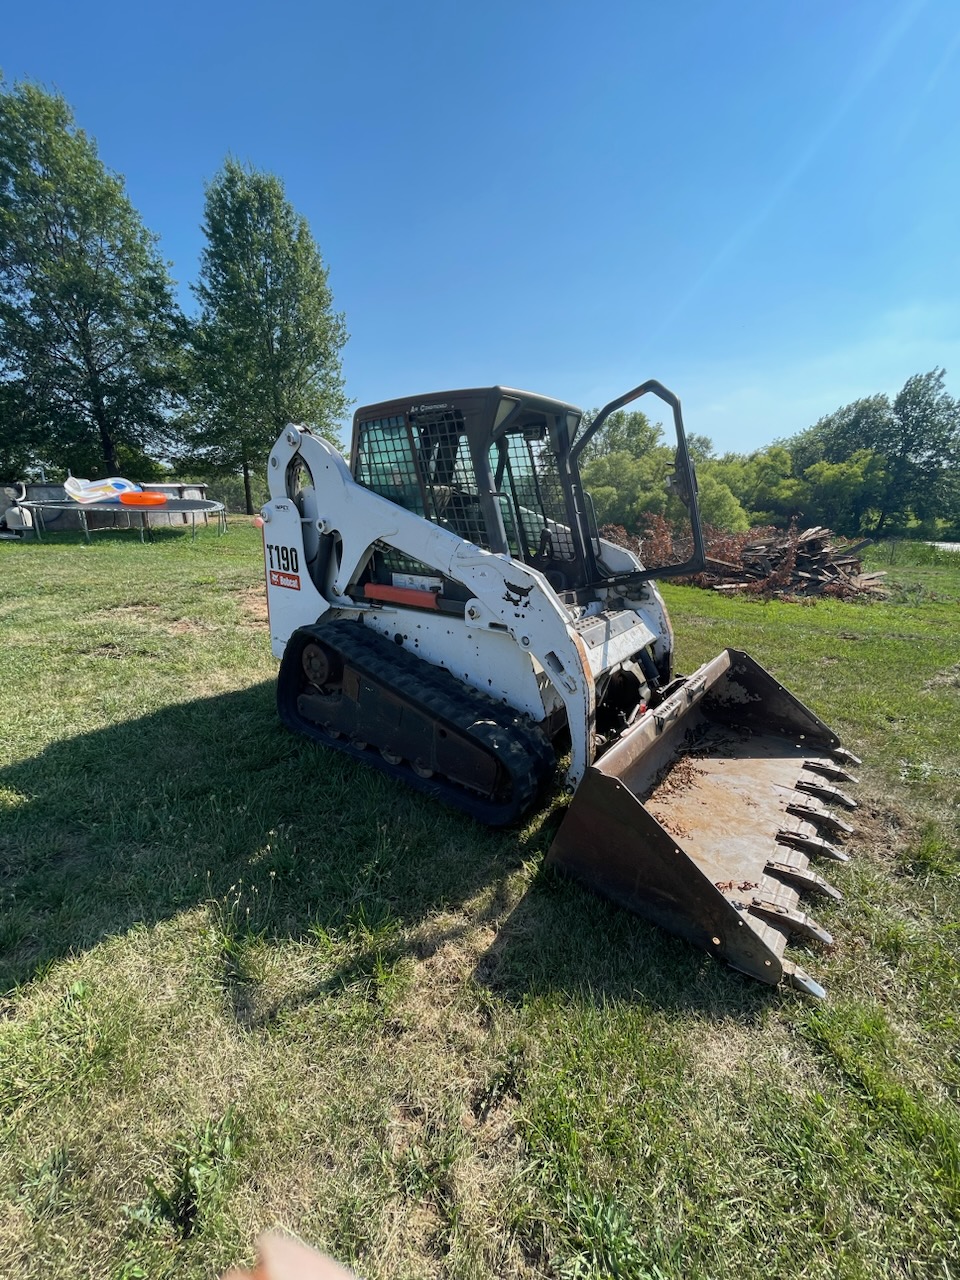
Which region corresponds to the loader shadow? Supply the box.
[0,682,774,1019]
[471,863,779,1021]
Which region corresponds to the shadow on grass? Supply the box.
[476,877,778,1023]
[0,682,776,1020]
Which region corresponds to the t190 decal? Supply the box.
[266,542,301,590]
[266,543,299,573]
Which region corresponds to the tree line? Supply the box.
[0,79,346,511]
[581,368,960,541]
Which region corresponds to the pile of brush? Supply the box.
[603,517,888,598]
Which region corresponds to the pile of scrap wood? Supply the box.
[700,526,888,597]
[603,518,888,598]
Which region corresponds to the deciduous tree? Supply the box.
[578,408,659,463]
[186,160,348,512]
[0,79,182,477]
[693,470,750,531]
[800,450,887,534]
[785,371,960,533]
[580,409,749,532]
[583,448,671,529]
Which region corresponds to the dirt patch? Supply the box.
[81,639,164,659]
[684,1016,827,1099]
[165,617,211,635]
[923,661,960,691]
[846,791,914,865]
[651,756,707,801]
[237,587,268,626]
[87,642,124,658]
[683,1017,753,1080]
[645,756,708,839]
[401,925,491,1056]
[93,605,213,636]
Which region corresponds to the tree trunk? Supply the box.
[242,460,254,515]
[77,323,118,475]
[94,403,117,474]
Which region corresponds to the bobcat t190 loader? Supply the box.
[262,381,860,997]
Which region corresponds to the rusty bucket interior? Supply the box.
[546,649,859,997]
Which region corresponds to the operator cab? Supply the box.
[351,387,600,596]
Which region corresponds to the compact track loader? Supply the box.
[262,381,859,997]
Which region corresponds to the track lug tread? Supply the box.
[279,618,554,826]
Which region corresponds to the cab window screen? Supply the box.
[356,416,425,515]
[491,431,576,562]
[355,411,491,578]
[412,410,488,546]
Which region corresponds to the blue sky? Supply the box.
[4,0,960,453]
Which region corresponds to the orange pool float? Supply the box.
[119,491,168,507]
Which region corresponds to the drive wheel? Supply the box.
[302,641,341,687]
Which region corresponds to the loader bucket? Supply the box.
[546,649,859,997]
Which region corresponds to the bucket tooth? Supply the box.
[747,899,834,947]
[795,779,858,809]
[765,859,843,900]
[781,961,827,1000]
[776,828,849,862]
[831,746,862,767]
[786,803,855,836]
[803,759,860,786]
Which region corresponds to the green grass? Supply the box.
[1,524,958,1278]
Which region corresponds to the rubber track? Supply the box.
[278,617,555,826]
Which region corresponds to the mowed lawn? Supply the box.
[1,523,958,1280]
